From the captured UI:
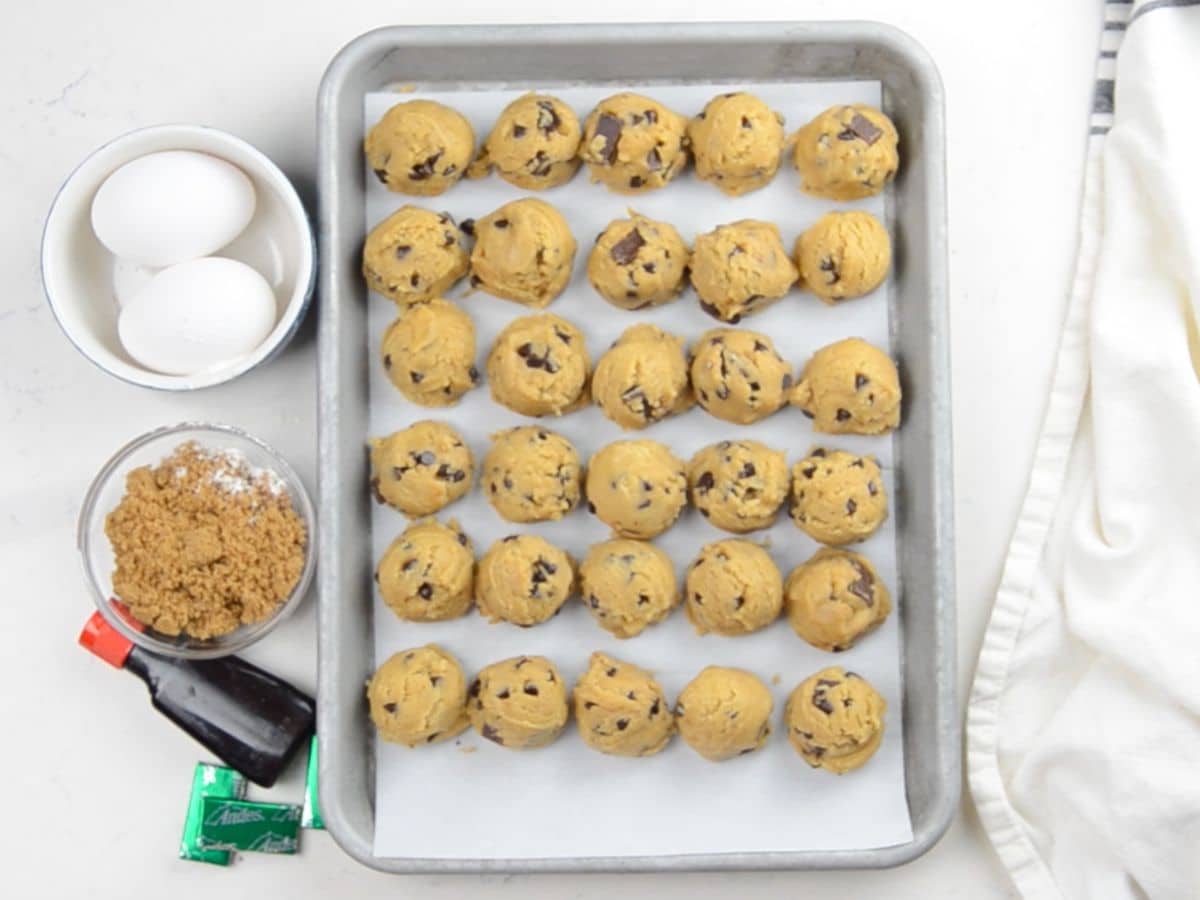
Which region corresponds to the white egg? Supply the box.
[91,151,256,268]
[118,257,278,376]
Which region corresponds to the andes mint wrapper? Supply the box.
[302,735,324,830]
[180,763,247,866]
[198,797,302,854]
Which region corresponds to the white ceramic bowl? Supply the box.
[41,125,316,390]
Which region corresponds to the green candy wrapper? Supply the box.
[302,735,324,830]
[180,763,247,866]
[198,797,302,854]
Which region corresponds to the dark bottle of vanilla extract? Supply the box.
[80,612,314,787]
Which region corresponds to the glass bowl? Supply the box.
[78,422,316,659]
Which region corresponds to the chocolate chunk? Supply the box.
[460,218,475,236]
[625,690,637,701]
[819,257,840,284]
[739,462,756,478]
[812,689,834,715]
[409,370,423,383]
[524,684,539,696]
[855,373,870,390]
[630,112,644,125]
[644,108,658,124]
[481,723,504,745]
[401,558,418,572]
[692,592,703,606]
[629,175,644,189]
[734,595,745,610]
[810,448,827,458]
[409,151,442,181]
[435,464,465,482]
[513,124,527,138]
[616,718,629,731]
[394,244,411,260]
[847,560,875,606]
[536,100,560,134]
[456,531,469,546]
[636,592,650,606]
[429,675,442,687]
[409,273,420,288]
[696,471,715,494]
[646,147,662,171]
[468,365,480,383]
[383,354,392,370]
[469,679,481,697]
[414,451,435,465]
[753,340,769,353]
[493,218,509,229]
[610,228,646,265]
[514,657,530,669]
[594,113,622,163]
[847,112,884,145]
[529,150,552,177]
[587,501,597,514]
[417,582,433,600]
[846,498,858,515]
[836,408,852,422]
[554,327,572,344]
[605,666,618,677]
[800,466,817,480]
[469,274,483,288]
[868,480,879,496]
[496,688,511,700]
[373,168,389,184]
[741,115,752,129]
[382,702,398,714]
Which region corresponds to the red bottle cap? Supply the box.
[79,610,134,669]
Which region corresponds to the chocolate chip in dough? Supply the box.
[610,228,646,265]
[594,114,622,163]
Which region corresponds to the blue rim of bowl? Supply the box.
[40,124,318,392]
[77,422,318,659]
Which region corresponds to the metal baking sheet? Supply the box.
[317,21,956,873]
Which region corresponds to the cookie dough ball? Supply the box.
[486,313,590,416]
[579,539,679,638]
[367,645,470,747]
[376,519,474,622]
[476,534,575,626]
[363,206,470,306]
[468,655,569,749]
[785,666,886,773]
[572,652,674,757]
[482,426,583,523]
[580,93,689,193]
[792,104,899,201]
[469,93,581,190]
[381,299,478,406]
[690,220,798,323]
[369,421,473,517]
[591,324,691,430]
[689,329,792,425]
[469,198,576,308]
[687,440,789,533]
[684,539,783,636]
[687,92,786,196]
[365,100,474,196]
[587,214,690,310]
[676,666,774,761]
[785,548,891,652]
[792,338,901,435]
[586,440,687,539]
[796,211,891,303]
[790,448,887,545]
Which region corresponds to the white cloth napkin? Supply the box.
[967,2,1200,898]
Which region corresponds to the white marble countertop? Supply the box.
[1,1,1098,895]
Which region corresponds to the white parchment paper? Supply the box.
[365,81,912,860]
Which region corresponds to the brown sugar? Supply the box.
[104,442,307,640]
